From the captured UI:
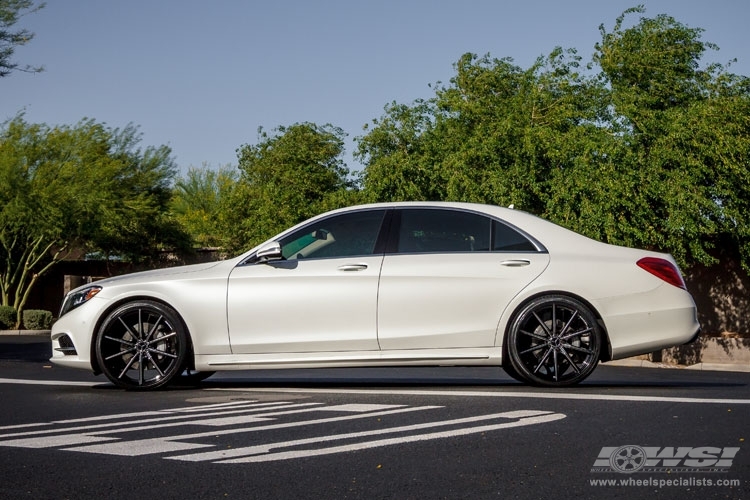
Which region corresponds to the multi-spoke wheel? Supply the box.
[506,295,601,387]
[95,301,188,390]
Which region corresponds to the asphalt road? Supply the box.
[0,337,748,500]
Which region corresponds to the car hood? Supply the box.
[88,261,224,287]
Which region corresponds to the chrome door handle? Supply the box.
[337,264,368,272]
[500,259,531,267]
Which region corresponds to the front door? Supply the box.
[226,209,387,354]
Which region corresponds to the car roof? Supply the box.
[239,200,653,263]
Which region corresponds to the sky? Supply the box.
[2,1,749,174]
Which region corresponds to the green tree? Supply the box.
[356,99,443,202]
[358,48,611,214]
[591,6,750,268]
[0,0,44,77]
[357,7,750,272]
[172,164,238,249]
[0,117,185,326]
[225,123,360,253]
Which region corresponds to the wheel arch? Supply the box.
[500,290,613,365]
[89,295,197,375]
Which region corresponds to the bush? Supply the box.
[22,309,54,330]
[0,305,16,330]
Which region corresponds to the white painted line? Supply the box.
[316,404,402,412]
[0,433,120,449]
[186,404,404,427]
[169,410,556,463]
[209,387,750,405]
[0,402,323,440]
[0,400,566,464]
[0,378,98,387]
[63,406,440,457]
[186,415,276,427]
[168,400,273,412]
[0,399,268,431]
[216,411,567,463]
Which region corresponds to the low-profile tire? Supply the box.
[502,352,526,383]
[95,300,189,390]
[506,295,601,387]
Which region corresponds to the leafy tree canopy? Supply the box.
[356,6,750,271]
[222,123,361,253]
[171,164,237,249]
[0,117,187,324]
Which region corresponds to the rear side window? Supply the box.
[493,220,537,252]
[397,209,491,253]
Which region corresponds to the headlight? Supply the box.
[59,286,102,317]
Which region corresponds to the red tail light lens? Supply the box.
[637,257,686,289]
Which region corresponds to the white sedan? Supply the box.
[50,202,700,389]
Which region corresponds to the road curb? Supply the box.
[0,330,51,337]
[683,362,750,373]
[603,358,750,373]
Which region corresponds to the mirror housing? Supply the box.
[254,241,282,263]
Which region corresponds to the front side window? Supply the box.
[279,210,386,260]
[396,209,491,253]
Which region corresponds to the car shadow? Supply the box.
[189,365,747,391]
[70,365,746,391]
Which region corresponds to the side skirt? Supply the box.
[194,347,504,371]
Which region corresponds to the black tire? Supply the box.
[95,300,189,390]
[506,295,601,387]
[502,358,526,383]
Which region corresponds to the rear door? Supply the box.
[377,208,549,350]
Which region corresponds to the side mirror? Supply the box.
[255,241,282,263]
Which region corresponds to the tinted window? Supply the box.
[397,209,490,253]
[279,210,386,260]
[492,220,537,252]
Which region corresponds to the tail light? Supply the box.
[637,257,687,290]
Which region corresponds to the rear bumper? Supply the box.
[595,284,700,360]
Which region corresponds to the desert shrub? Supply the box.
[22,310,54,330]
[0,306,16,329]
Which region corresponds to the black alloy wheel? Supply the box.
[507,295,601,387]
[95,300,189,390]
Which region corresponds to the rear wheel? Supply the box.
[502,352,526,383]
[506,295,601,387]
[95,300,189,390]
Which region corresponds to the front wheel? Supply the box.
[506,295,601,387]
[95,300,189,390]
